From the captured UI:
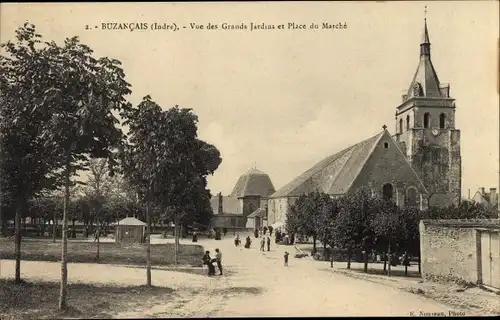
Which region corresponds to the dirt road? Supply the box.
[0,233,475,317]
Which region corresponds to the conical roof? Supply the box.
[230,168,276,198]
[404,19,444,101]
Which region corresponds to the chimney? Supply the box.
[218,192,223,214]
[490,188,497,206]
[479,187,485,195]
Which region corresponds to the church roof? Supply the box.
[270,129,428,198]
[230,168,276,198]
[271,131,383,198]
[404,20,446,101]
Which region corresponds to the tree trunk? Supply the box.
[146,204,151,286]
[347,245,351,269]
[323,240,327,261]
[312,234,317,255]
[14,199,23,283]
[363,240,368,273]
[0,206,3,237]
[387,238,392,277]
[383,252,387,271]
[173,213,181,264]
[96,209,100,261]
[174,223,178,265]
[52,208,57,243]
[58,156,70,310]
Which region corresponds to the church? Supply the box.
[267,18,461,228]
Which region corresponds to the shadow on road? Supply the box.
[211,286,266,296]
[339,266,421,278]
[0,279,176,319]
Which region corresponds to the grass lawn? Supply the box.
[0,238,204,267]
[0,279,176,319]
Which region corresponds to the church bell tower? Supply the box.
[393,13,461,207]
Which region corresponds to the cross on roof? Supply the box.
[382,124,387,130]
[424,5,427,20]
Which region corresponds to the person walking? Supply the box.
[234,234,240,247]
[260,237,265,251]
[244,236,252,249]
[284,251,289,266]
[266,236,271,251]
[215,248,223,275]
[192,230,198,243]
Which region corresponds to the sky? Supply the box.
[2,1,498,199]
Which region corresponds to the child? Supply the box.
[284,251,289,266]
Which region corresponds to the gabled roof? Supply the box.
[271,131,384,198]
[230,168,276,198]
[472,191,498,206]
[116,217,146,226]
[271,129,428,199]
[247,208,267,218]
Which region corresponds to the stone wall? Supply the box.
[211,215,247,229]
[419,219,500,284]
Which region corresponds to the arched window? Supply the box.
[423,113,430,128]
[382,183,393,200]
[439,113,446,129]
[405,188,418,207]
[384,142,389,149]
[406,115,410,130]
[399,118,403,133]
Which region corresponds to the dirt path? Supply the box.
[0,233,482,317]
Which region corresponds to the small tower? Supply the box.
[231,167,276,216]
[393,10,461,207]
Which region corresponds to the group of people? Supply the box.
[199,226,297,276]
[260,236,271,251]
[202,248,223,276]
[274,229,294,245]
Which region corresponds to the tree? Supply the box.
[315,196,340,265]
[286,191,327,254]
[35,34,131,310]
[370,198,406,276]
[0,23,63,283]
[333,190,375,271]
[81,158,112,260]
[122,96,221,284]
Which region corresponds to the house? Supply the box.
[114,217,147,243]
[471,187,498,208]
[210,168,275,229]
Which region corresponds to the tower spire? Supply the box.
[420,6,431,56]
